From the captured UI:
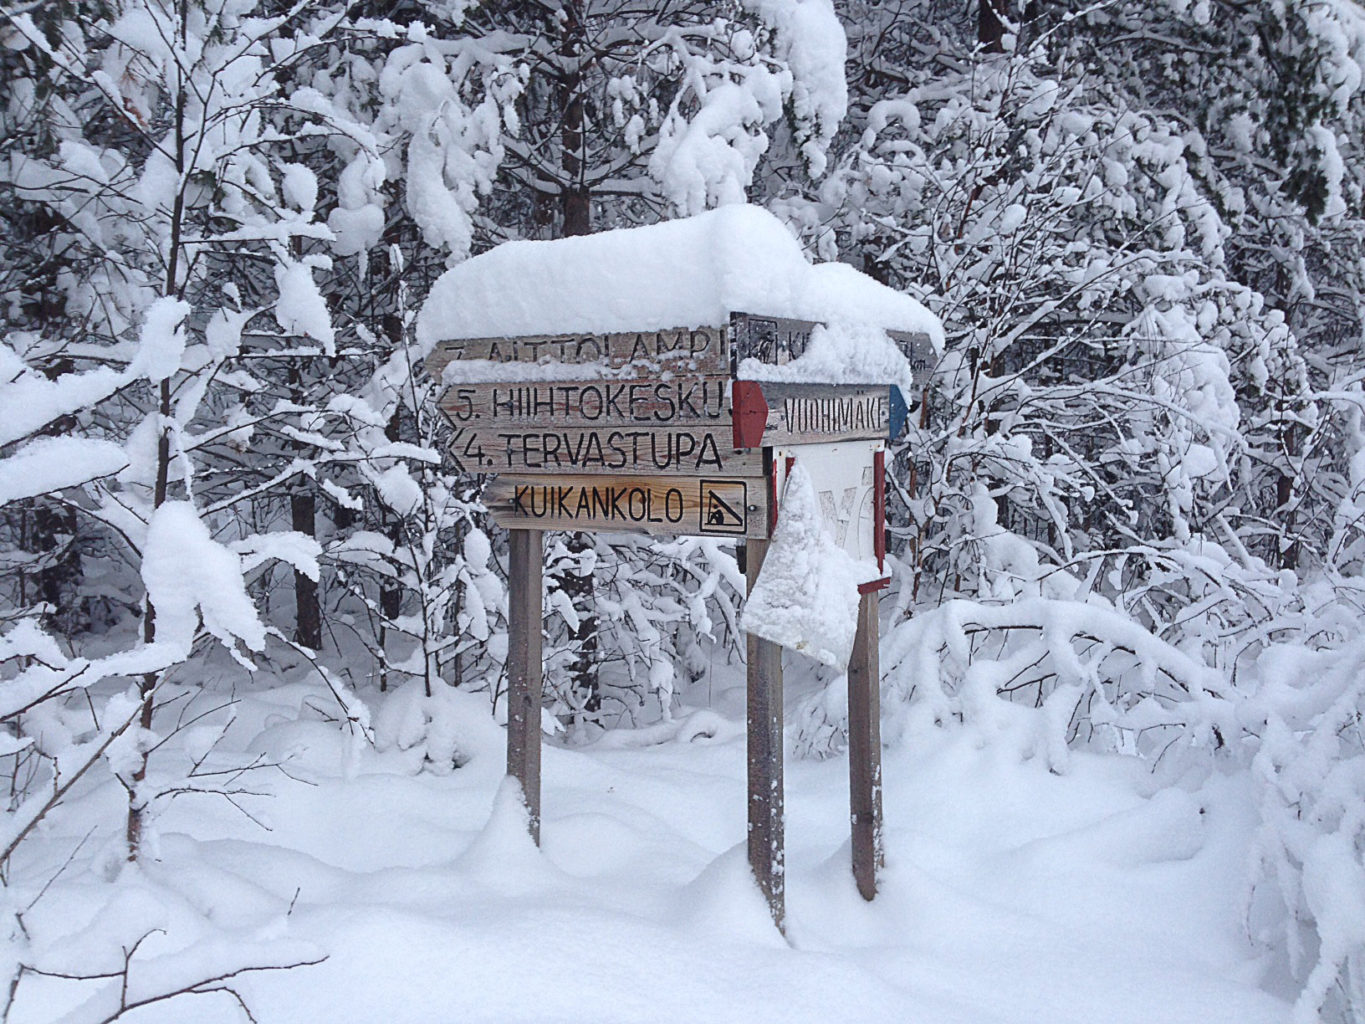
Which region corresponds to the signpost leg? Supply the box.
[745,539,785,932]
[506,528,544,845]
[848,588,884,900]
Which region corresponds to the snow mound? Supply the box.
[456,776,557,893]
[416,205,942,351]
[372,680,505,775]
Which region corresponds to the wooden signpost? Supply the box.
[445,426,762,476]
[485,474,769,538]
[731,381,905,449]
[730,313,935,383]
[438,378,731,424]
[426,326,731,380]
[426,311,934,933]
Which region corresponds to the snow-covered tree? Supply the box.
[794,1,1365,1017]
[0,0,378,862]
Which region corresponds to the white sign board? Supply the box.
[773,439,886,582]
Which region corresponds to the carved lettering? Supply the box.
[485,475,769,539]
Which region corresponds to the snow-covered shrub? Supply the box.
[780,0,1365,1017]
[542,532,747,736]
[1238,638,1365,1024]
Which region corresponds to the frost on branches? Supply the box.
[787,0,1365,1017]
[1,0,1365,1019]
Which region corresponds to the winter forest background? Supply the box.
[3,0,1365,1020]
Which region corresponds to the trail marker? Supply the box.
[424,311,929,933]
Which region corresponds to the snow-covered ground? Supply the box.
[8,671,1290,1024]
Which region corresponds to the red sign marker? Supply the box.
[731,380,769,449]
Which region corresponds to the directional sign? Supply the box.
[485,475,771,539]
[730,312,936,384]
[729,314,818,366]
[425,326,730,382]
[440,379,903,471]
[436,376,758,476]
[437,378,729,428]
[731,382,901,448]
[888,329,937,385]
[445,425,763,476]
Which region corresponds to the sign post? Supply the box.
[847,588,883,900]
[505,528,544,844]
[426,311,927,931]
[744,537,785,931]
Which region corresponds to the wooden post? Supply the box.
[506,528,544,844]
[745,538,785,931]
[847,588,884,900]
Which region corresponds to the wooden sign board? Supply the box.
[438,378,729,428]
[888,329,936,384]
[730,312,936,385]
[446,425,762,477]
[425,326,730,382]
[730,313,817,367]
[486,474,771,539]
[732,382,899,448]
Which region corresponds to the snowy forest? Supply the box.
[3,0,1365,1020]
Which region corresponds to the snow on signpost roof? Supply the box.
[415,205,942,391]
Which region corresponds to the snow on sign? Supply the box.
[731,313,936,385]
[773,439,887,583]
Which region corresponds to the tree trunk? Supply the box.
[379,405,404,691]
[556,0,600,725]
[1277,420,1300,570]
[559,0,589,239]
[292,487,322,650]
[979,0,1005,52]
[30,359,80,636]
[128,15,189,855]
[127,381,172,862]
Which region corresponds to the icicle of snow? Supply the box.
[747,0,848,175]
[205,306,254,361]
[274,259,335,354]
[280,162,318,214]
[328,153,386,258]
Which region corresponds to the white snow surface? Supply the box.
[141,501,267,659]
[0,436,127,503]
[416,205,943,354]
[6,674,1291,1024]
[738,316,922,396]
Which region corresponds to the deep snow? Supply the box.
[416,205,943,355]
[7,671,1291,1024]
